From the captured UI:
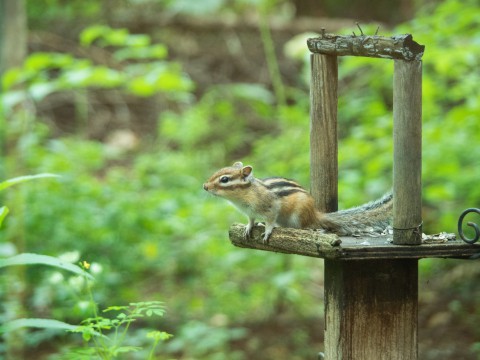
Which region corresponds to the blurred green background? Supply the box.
[1,0,480,359]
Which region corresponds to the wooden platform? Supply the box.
[229,223,480,260]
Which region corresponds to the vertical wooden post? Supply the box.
[393,60,423,245]
[324,259,418,360]
[310,53,338,213]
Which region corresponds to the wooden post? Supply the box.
[324,259,418,360]
[393,60,422,245]
[310,53,338,212]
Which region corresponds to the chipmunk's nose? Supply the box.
[203,183,208,191]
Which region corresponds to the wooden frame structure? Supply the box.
[229,32,480,359]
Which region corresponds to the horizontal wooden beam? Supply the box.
[229,223,342,259]
[307,33,424,61]
[229,223,480,260]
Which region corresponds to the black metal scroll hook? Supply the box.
[458,208,480,244]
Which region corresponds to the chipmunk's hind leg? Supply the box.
[261,222,275,244]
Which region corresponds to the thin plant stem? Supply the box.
[116,307,136,351]
[148,339,160,360]
[84,272,110,358]
[259,7,286,109]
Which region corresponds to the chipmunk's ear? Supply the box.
[232,161,243,168]
[241,165,253,179]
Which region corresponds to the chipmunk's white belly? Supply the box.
[229,198,281,224]
[229,201,258,219]
[277,211,302,228]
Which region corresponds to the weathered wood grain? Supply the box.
[324,259,418,360]
[393,60,423,245]
[310,53,338,212]
[307,33,425,61]
[229,223,342,259]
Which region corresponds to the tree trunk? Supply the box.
[1,2,28,359]
[1,0,27,73]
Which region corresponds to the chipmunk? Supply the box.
[203,162,393,243]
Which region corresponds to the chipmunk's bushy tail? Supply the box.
[317,193,393,236]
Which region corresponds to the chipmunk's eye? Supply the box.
[220,176,229,184]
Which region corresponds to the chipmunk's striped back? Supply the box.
[261,177,307,197]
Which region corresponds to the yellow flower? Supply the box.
[82,260,91,270]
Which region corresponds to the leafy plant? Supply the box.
[1,25,193,116]
[69,298,172,360]
[1,256,172,360]
[1,174,171,359]
[0,253,93,279]
[66,261,172,359]
[0,174,58,227]
[0,254,94,354]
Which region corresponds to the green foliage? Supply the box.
[0,174,59,227]
[0,174,57,228]
[2,25,193,113]
[27,0,293,29]
[0,174,59,192]
[2,318,78,333]
[0,255,172,359]
[160,0,290,17]
[166,320,246,360]
[27,0,102,28]
[0,206,9,227]
[159,83,276,155]
[68,301,171,360]
[0,253,93,280]
[80,26,153,48]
